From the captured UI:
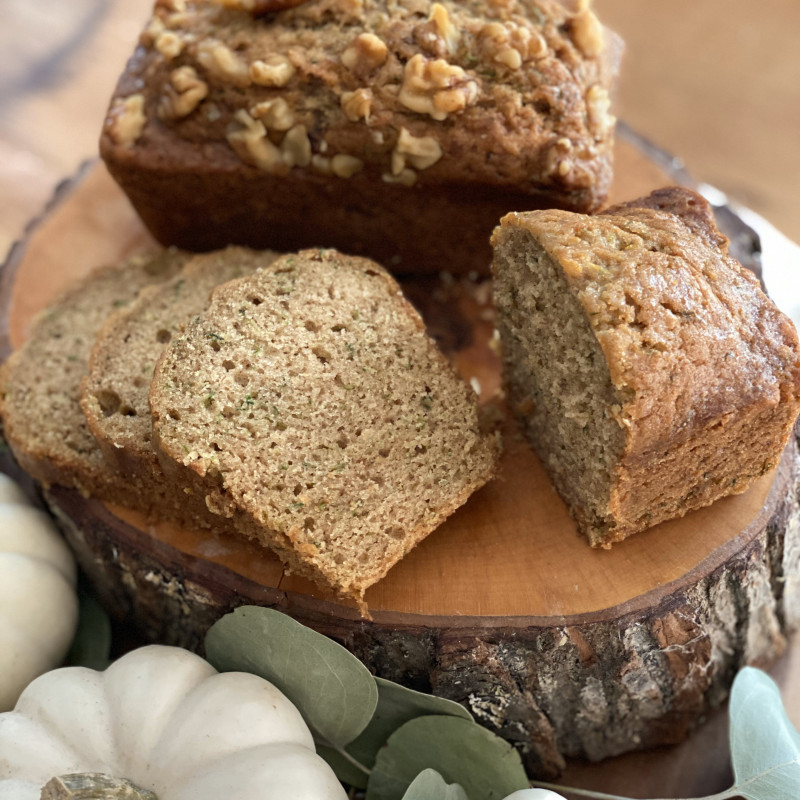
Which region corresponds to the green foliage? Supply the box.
[727,667,800,800]
[203,607,800,800]
[205,605,377,746]
[367,716,529,800]
[401,769,469,800]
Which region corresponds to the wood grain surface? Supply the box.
[1,0,799,796]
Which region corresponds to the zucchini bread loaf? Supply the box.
[492,187,800,546]
[150,248,498,605]
[100,0,621,275]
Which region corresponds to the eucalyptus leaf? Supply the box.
[401,769,470,800]
[204,605,378,746]
[728,666,800,800]
[63,587,111,670]
[321,677,474,788]
[367,715,529,800]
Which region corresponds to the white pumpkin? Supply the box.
[0,473,79,712]
[0,644,348,800]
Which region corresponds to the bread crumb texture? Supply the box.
[0,250,188,495]
[150,248,498,601]
[492,187,800,546]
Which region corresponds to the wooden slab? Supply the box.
[2,132,799,781]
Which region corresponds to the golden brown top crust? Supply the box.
[495,188,800,456]
[101,0,621,202]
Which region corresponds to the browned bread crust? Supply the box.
[100,0,622,275]
[492,187,800,546]
[150,248,498,604]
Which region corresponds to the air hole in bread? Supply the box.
[364,269,379,277]
[293,483,303,496]
[210,339,222,352]
[304,517,316,532]
[305,320,320,332]
[336,436,348,449]
[249,296,263,306]
[331,324,348,333]
[313,346,332,363]
[97,389,121,417]
[378,447,391,457]
[156,329,171,344]
[235,373,249,386]
[120,405,137,417]
[167,408,181,421]
[222,359,236,371]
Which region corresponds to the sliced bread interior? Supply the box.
[150,248,498,605]
[0,250,187,499]
[80,247,277,526]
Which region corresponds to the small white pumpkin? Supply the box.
[0,644,348,800]
[0,474,79,712]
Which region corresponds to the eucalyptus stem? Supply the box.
[314,734,373,777]
[531,779,738,800]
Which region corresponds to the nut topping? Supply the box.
[227,110,287,173]
[391,128,443,175]
[250,54,296,87]
[159,66,208,119]
[341,33,388,73]
[250,97,295,130]
[340,88,372,122]
[196,40,251,87]
[155,31,184,59]
[281,124,312,167]
[571,7,604,57]
[429,3,459,53]
[331,154,364,178]
[398,54,478,121]
[106,94,147,148]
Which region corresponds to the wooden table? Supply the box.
[1,1,798,797]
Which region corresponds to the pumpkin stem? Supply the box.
[41,773,158,800]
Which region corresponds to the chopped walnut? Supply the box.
[340,88,373,122]
[382,169,417,187]
[250,54,296,87]
[106,94,147,148]
[155,31,184,59]
[311,154,332,174]
[159,66,208,119]
[227,109,287,173]
[557,158,573,176]
[141,16,166,47]
[571,8,604,57]
[250,97,295,131]
[281,124,312,167]
[391,128,443,175]
[331,154,364,178]
[429,3,459,54]
[479,21,546,70]
[586,84,615,139]
[398,54,478,121]
[196,40,251,87]
[340,33,388,73]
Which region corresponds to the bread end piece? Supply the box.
[492,187,800,546]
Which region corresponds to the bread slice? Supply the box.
[491,187,800,547]
[150,248,498,605]
[80,247,277,525]
[0,250,187,501]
